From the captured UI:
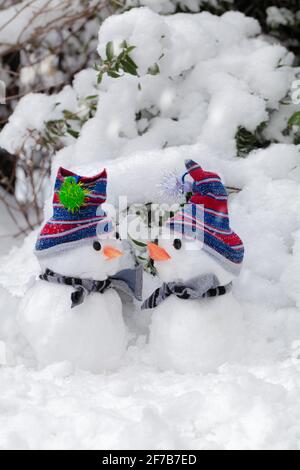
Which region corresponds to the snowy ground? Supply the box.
[0,7,300,449]
[0,202,19,257]
[2,338,300,449]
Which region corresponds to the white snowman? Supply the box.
[18,167,142,373]
[142,160,245,373]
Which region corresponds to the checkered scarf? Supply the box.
[141,273,232,310]
[40,265,143,308]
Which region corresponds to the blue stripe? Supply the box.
[177,204,230,232]
[193,181,227,197]
[53,205,98,221]
[204,231,244,264]
[36,224,98,252]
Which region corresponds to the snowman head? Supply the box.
[147,160,244,285]
[35,167,123,280]
[147,235,235,285]
[39,236,123,280]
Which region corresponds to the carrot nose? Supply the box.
[103,245,124,260]
[147,242,171,261]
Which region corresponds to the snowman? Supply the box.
[18,167,142,373]
[142,160,245,373]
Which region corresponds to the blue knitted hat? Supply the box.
[35,167,113,257]
[166,160,244,274]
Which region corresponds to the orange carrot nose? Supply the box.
[103,245,124,260]
[147,242,171,261]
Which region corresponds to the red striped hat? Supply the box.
[167,160,244,274]
[35,167,113,257]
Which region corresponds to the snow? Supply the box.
[2,354,300,449]
[0,0,98,55]
[267,7,296,28]
[0,7,300,449]
[149,294,245,374]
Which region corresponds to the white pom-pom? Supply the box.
[158,171,192,200]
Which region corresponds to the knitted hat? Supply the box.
[166,160,244,274]
[35,167,113,257]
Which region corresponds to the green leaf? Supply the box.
[97,72,103,84]
[124,55,138,70]
[85,95,98,100]
[121,59,138,76]
[120,40,128,49]
[137,256,148,262]
[147,63,160,75]
[129,235,147,248]
[288,111,300,128]
[67,128,80,139]
[63,110,80,121]
[126,46,136,53]
[106,41,114,61]
[107,70,121,78]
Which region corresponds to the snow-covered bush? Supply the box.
[0,0,118,229]
[123,0,232,14]
[0,6,298,230]
[122,1,300,59]
[0,1,113,124]
[2,8,297,161]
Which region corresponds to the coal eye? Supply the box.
[154,238,159,245]
[116,232,120,240]
[93,241,101,251]
[173,239,182,250]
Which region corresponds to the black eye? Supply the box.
[93,241,101,251]
[154,238,159,245]
[173,239,182,250]
[116,232,120,240]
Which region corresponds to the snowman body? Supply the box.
[148,236,245,373]
[18,240,128,372]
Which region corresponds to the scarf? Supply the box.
[40,265,143,309]
[141,273,232,310]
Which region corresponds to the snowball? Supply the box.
[18,283,127,372]
[149,293,245,373]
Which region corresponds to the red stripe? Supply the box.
[41,223,79,235]
[190,195,228,213]
[172,212,232,235]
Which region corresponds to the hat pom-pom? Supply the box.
[59,176,90,213]
[159,170,193,200]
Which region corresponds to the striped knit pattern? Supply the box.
[35,167,113,256]
[167,160,244,273]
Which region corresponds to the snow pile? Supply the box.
[0,7,299,449]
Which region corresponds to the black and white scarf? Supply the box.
[141,273,232,310]
[40,265,143,309]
